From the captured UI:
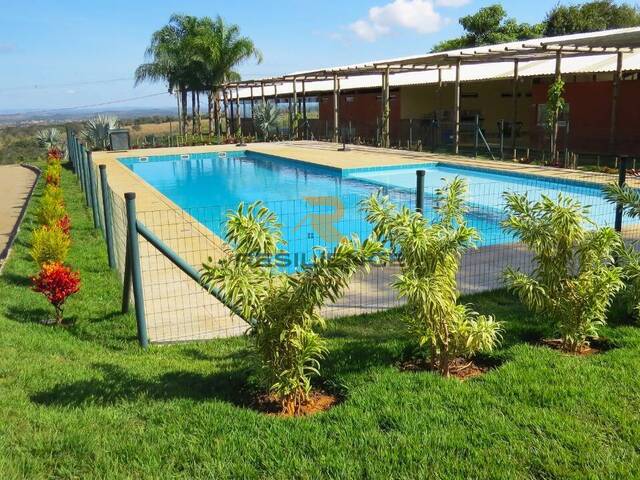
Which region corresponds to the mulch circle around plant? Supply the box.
[252,390,340,417]
[541,337,613,356]
[399,357,494,380]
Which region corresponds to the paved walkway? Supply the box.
[0,164,38,267]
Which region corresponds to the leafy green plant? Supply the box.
[31,225,71,266]
[253,102,280,141]
[603,183,640,316]
[37,186,66,227]
[545,77,567,164]
[82,115,119,150]
[361,178,503,376]
[502,193,623,352]
[36,128,62,150]
[200,201,386,414]
[44,162,62,186]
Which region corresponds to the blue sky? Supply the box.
[0,0,570,112]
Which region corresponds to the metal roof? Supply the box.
[231,50,640,100]
[227,28,640,99]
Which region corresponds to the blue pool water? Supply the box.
[120,150,622,270]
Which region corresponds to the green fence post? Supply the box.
[81,146,91,206]
[65,127,75,173]
[74,136,82,187]
[75,138,83,190]
[615,156,628,232]
[416,170,425,214]
[99,165,116,269]
[86,151,101,230]
[122,235,131,313]
[124,192,148,348]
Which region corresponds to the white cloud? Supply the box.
[348,0,463,42]
[435,0,471,7]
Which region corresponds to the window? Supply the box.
[537,103,570,127]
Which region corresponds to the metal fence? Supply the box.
[65,129,640,347]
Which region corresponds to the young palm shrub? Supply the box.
[200,201,386,414]
[253,102,280,141]
[603,183,640,316]
[82,115,119,150]
[361,178,503,377]
[502,193,624,353]
[36,128,62,150]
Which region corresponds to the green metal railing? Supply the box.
[64,129,631,349]
[65,129,249,348]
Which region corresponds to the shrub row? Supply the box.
[30,148,81,325]
[201,178,640,415]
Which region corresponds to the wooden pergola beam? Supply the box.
[609,52,624,152]
[333,74,339,143]
[453,58,461,154]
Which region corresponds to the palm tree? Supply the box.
[192,16,262,137]
[135,14,200,136]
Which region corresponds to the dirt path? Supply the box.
[0,164,38,267]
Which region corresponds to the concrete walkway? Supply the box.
[0,164,38,267]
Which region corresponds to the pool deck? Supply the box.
[92,141,634,343]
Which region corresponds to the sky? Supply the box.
[0,0,572,113]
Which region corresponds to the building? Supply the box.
[226,28,640,158]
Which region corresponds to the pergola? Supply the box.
[224,27,640,153]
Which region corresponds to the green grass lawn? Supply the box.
[2,162,640,479]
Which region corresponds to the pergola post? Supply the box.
[552,51,562,163]
[453,58,461,155]
[261,81,265,105]
[333,73,339,143]
[249,87,255,137]
[382,67,390,148]
[292,77,298,139]
[609,52,624,153]
[235,86,241,138]
[511,59,520,158]
[222,87,229,137]
[302,79,308,140]
[228,88,235,136]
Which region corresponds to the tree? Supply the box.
[544,1,640,36]
[502,193,623,353]
[191,16,262,137]
[200,201,386,414]
[432,5,544,52]
[135,14,201,136]
[361,179,503,377]
[545,78,567,165]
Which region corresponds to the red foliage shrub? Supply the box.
[47,147,64,162]
[45,172,60,186]
[32,262,81,324]
[57,215,71,235]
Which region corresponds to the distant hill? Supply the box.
[0,107,176,127]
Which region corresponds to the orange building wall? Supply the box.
[531,79,640,154]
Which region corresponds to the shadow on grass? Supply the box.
[30,362,253,408]
[2,271,34,287]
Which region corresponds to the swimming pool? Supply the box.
[120,150,621,270]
